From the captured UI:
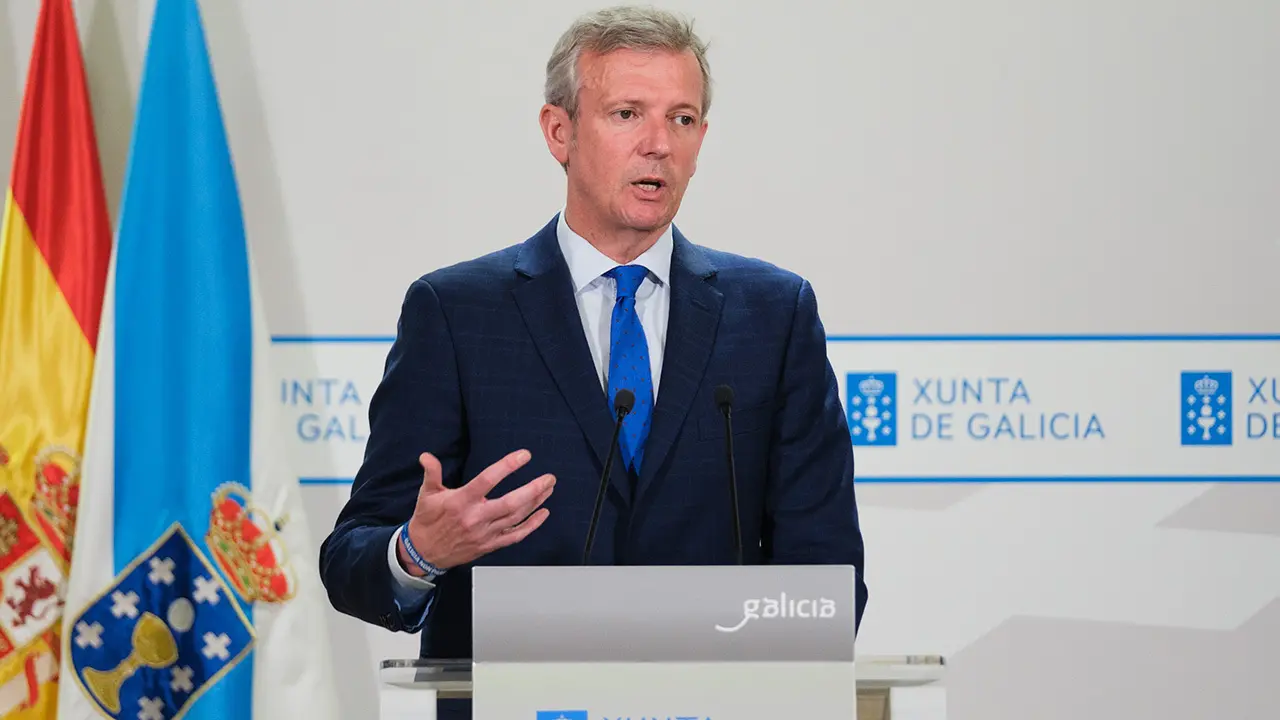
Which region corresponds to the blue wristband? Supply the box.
[398,523,447,578]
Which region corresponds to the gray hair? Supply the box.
[545,5,713,120]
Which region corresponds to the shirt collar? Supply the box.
[556,209,673,294]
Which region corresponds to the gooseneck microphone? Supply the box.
[714,384,744,565]
[582,388,634,565]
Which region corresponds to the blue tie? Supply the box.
[605,264,653,474]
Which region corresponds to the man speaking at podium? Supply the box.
[320,6,867,716]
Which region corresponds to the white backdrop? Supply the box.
[5,1,1280,719]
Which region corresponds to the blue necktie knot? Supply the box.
[603,264,653,476]
[605,264,649,300]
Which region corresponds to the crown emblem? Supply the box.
[858,375,885,398]
[0,443,9,466]
[205,483,296,604]
[1193,375,1219,397]
[31,446,81,559]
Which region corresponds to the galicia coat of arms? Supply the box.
[65,477,300,719]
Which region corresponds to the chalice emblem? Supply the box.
[82,611,178,714]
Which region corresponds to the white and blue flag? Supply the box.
[58,1,340,718]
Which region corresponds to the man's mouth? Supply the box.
[632,178,665,191]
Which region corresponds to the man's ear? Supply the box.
[540,104,573,168]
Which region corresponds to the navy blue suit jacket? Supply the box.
[319,215,868,662]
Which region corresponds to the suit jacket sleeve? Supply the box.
[318,277,466,633]
[763,278,869,631]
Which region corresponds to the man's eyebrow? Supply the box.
[606,98,703,115]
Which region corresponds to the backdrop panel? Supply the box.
[4,1,1278,718]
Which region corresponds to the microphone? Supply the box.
[714,384,744,565]
[582,388,634,565]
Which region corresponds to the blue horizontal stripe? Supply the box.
[273,333,1280,344]
[299,475,1280,486]
[273,335,395,343]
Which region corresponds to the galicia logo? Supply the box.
[846,372,897,446]
[714,592,837,633]
[1182,371,1233,445]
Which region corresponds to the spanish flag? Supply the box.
[0,0,112,715]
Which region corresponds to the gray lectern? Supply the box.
[378,565,946,719]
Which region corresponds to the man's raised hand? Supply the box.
[397,449,555,575]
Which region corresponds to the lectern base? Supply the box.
[379,686,437,720]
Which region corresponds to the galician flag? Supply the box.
[55,1,340,719]
[0,0,112,716]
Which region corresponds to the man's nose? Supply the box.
[637,117,672,157]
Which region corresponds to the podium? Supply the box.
[377,565,948,719]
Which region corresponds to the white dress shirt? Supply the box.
[556,209,672,398]
[388,212,675,602]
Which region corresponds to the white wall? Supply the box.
[5,1,1280,718]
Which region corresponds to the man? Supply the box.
[319,6,867,716]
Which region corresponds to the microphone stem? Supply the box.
[583,409,626,565]
[723,409,743,565]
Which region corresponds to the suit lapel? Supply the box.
[511,218,627,497]
[635,230,722,503]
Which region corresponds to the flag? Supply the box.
[0,0,112,715]
[56,1,340,718]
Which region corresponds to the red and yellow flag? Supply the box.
[0,0,112,715]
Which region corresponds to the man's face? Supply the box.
[551,47,708,235]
